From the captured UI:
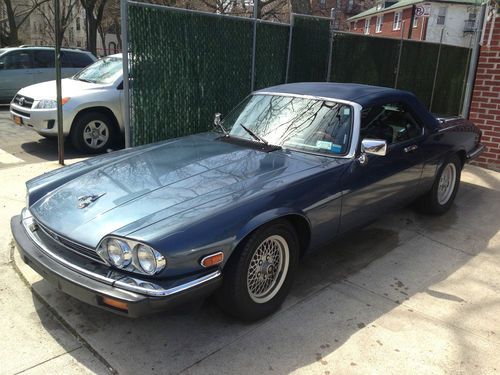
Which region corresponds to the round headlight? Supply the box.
[106,239,131,268]
[136,244,165,275]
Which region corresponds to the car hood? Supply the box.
[17,78,110,100]
[30,134,319,248]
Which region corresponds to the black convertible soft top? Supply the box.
[256,82,439,128]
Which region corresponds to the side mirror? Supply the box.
[358,138,388,165]
[361,138,387,156]
[214,112,222,127]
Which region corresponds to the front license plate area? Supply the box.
[13,115,23,125]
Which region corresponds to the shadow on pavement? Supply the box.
[30,174,499,374]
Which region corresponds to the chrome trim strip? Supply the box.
[254,92,362,159]
[467,144,485,160]
[20,209,221,297]
[35,221,107,265]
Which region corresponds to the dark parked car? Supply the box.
[11,83,484,321]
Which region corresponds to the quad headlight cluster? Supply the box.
[97,237,166,275]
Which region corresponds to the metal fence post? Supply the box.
[461,2,486,118]
[394,21,405,88]
[429,28,444,112]
[250,0,258,92]
[54,0,64,165]
[285,13,294,83]
[121,0,131,148]
[326,8,335,82]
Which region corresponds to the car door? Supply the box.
[32,49,56,84]
[339,102,426,232]
[0,50,34,101]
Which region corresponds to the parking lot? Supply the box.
[0,114,499,374]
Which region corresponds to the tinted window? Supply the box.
[69,52,94,68]
[61,51,73,68]
[361,103,423,145]
[33,50,55,68]
[0,51,33,69]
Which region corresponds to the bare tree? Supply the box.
[0,0,49,45]
[37,0,78,45]
[79,0,108,54]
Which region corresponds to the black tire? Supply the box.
[417,154,462,215]
[216,220,299,321]
[70,111,117,154]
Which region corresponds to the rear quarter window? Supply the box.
[68,52,94,68]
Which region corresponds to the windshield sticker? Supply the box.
[343,108,351,116]
[316,140,333,150]
[331,144,342,153]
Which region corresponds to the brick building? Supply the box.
[347,0,481,47]
[468,13,500,171]
[310,0,375,30]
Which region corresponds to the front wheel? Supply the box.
[417,154,462,215]
[216,220,299,321]
[70,112,116,154]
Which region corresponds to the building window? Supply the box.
[76,17,80,31]
[364,17,371,34]
[413,16,418,28]
[376,14,383,32]
[77,40,82,47]
[393,11,402,30]
[353,20,357,30]
[437,7,447,25]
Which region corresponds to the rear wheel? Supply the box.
[216,220,299,321]
[417,154,461,215]
[70,111,116,154]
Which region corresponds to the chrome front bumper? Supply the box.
[11,209,222,317]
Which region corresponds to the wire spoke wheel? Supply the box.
[83,120,109,149]
[437,162,456,205]
[246,234,290,304]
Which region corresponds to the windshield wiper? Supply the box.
[239,123,268,145]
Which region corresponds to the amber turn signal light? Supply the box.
[200,252,224,267]
[102,296,129,311]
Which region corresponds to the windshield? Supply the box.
[222,94,353,155]
[73,56,122,84]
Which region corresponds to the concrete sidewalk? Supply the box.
[1,161,499,375]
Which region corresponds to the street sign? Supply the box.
[415,2,431,17]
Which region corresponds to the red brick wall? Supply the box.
[349,8,425,40]
[469,18,500,171]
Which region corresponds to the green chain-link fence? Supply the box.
[128,4,472,146]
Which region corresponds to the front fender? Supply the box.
[233,207,311,251]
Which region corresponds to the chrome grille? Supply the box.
[35,221,104,264]
[13,94,34,109]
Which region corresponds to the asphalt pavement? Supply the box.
[0,106,87,168]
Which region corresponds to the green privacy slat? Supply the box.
[288,16,331,83]
[330,32,399,88]
[432,44,471,116]
[254,22,289,90]
[129,5,253,146]
[128,5,471,146]
[396,40,440,109]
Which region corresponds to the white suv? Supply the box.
[10,54,124,154]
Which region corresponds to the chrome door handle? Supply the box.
[404,145,418,153]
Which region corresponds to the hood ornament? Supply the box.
[77,193,106,209]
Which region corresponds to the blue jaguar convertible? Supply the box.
[11,83,484,320]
